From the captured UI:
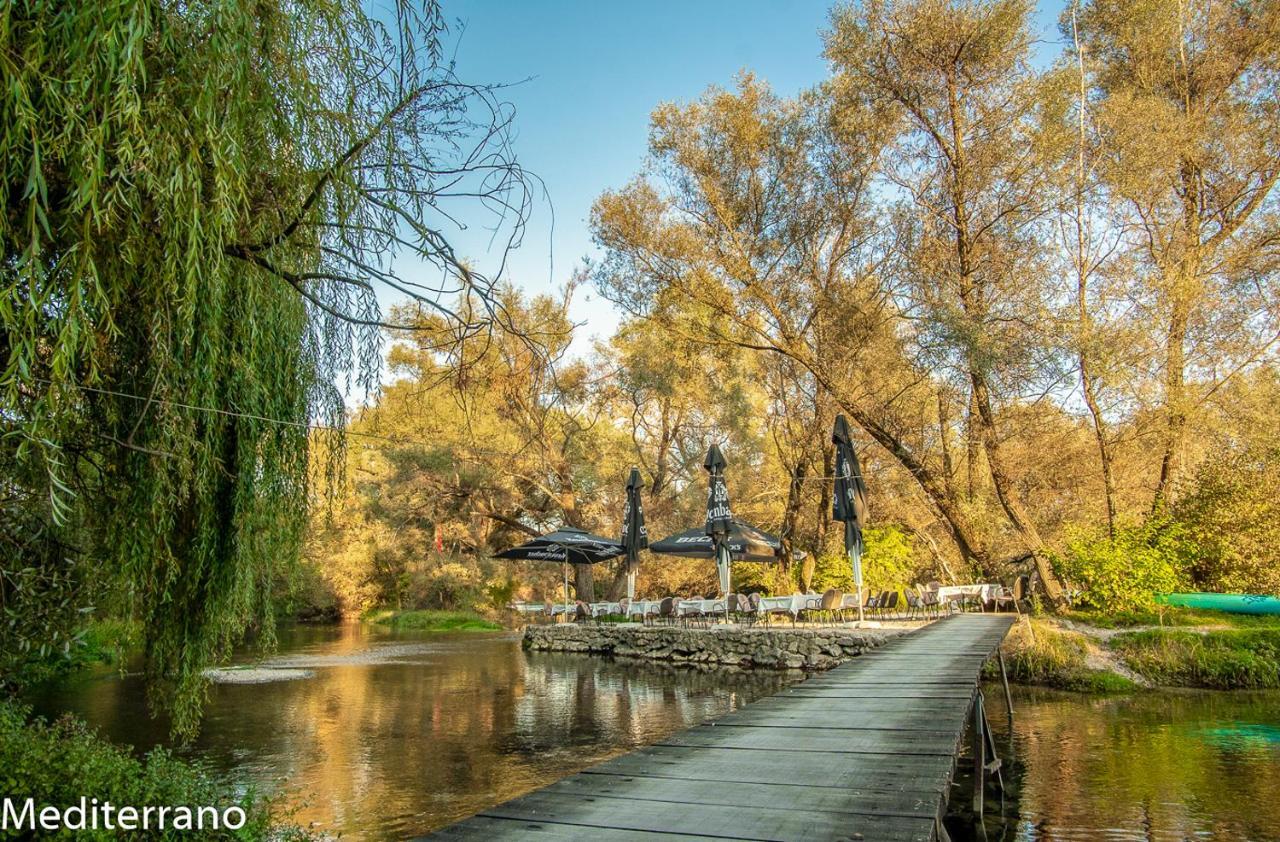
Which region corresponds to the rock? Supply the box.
[522,623,899,674]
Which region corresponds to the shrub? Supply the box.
[1174,445,1280,595]
[0,701,312,840]
[1052,517,1191,613]
[810,525,918,594]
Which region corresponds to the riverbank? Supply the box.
[0,699,315,840]
[361,608,502,631]
[995,610,1280,691]
[522,623,902,669]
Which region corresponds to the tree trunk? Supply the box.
[779,458,807,573]
[1152,303,1189,512]
[970,374,1064,603]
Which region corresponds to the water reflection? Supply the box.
[985,686,1280,842]
[29,623,796,839]
[30,629,1280,841]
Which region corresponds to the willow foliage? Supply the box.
[1,0,528,736]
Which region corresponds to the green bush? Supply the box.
[1052,517,1192,613]
[1174,444,1280,595]
[810,525,917,594]
[0,701,312,840]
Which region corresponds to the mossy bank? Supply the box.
[993,609,1280,692]
[360,609,502,632]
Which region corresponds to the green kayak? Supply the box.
[1156,592,1280,616]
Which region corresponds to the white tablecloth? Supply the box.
[757,594,809,618]
[678,598,729,617]
[626,600,662,618]
[589,602,622,617]
[936,584,1001,605]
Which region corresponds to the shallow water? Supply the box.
[28,625,1280,841]
[978,685,1280,842]
[28,623,797,838]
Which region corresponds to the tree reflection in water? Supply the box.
[29,623,796,838]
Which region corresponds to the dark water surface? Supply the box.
[982,685,1280,842]
[29,625,1280,841]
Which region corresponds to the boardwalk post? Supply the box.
[997,649,1014,729]
[972,692,986,817]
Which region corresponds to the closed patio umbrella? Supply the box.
[621,467,648,601]
[496,527,625,605]
[703,444,734,595]
[832,414,868,622]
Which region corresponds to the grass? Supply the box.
[1110,628,1280,689]
[361,608,502,631]
[1063,606,1280,629]
[994,618,1138,693]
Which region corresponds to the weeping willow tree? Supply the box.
[0,0,532,735]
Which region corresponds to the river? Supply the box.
[28,623,1280,841]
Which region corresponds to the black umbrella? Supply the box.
[649,521,786,562]
[621,467,648,601]
[832,414,869,622]
[703,444,734,594]
[496,527,624,604]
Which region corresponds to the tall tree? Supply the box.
[1077,0,1280,508]
[827,0,1067,601]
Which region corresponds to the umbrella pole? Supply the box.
[563,562,569,612]
[851,545,865,625]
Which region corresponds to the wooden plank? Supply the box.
[659,724,962,756]
[422,815,721,840]
[711,706,962,726]
[478,790,935,842]
[542,773,939,819]
[587,745,955,792]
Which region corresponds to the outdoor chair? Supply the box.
[681,596,705,628]
[574,601,591,623]
[921,583,942,616]
[904,588,923,619]
[744,592,761,626]
[864,590,882,616]
[659,597,680,626]
[881,590,900,620]
[817,588,843,625]
[837,592,860,622]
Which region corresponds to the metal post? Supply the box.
[972,692,985,816]
[997,649,1014,729]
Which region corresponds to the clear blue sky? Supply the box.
[409,0,1068,354]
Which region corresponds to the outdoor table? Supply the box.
[677,598,729,618]
[626,600,662,619]
[757,594,808,621]
[936,584,1000,610]
[590,601,622,618]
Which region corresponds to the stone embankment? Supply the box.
[522,623,901,670]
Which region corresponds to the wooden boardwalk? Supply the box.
[424,613,1017,842]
